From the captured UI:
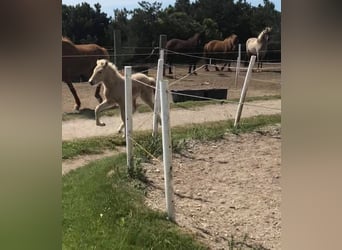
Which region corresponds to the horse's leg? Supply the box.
[227,62,232,72]
[167,55,173,75]
[205,58,209,71]
[189,64,197,75]
[256,53,260,72]
[66,82,81,111]
[211,59,218,71]
[221,63,227,71]
[94,84,103,103]
[94,100,116,126]
[141,89,161,124]
[132,97,137,113]
[169,62,173,74]
[117,104,126,134]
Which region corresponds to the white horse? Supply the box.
[88,59,159,134]
[246,27,272,71]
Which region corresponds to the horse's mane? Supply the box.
[224,34,237,41]
[97,59,123,78]
[189,33,200,40]
[258,27,272,40]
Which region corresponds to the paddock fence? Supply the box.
[63,35,281,221]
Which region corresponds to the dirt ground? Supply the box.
[62,64,281,249]
[143,125,281,250]
[61,63,281,113]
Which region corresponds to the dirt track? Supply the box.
[62,99,280,140]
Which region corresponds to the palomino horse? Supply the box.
[203,34,239,72]
[88,59,159,134]
[164,32,204,75]
[62,37,110,111]
[246,27,272,70]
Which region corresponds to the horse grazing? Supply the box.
[203,34,239,72]
[164,32,204,76]
[246,27,272,70]
[88,59,159,134]
[62,37,110,111]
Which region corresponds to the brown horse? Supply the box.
[203,34,239,71]
[62,37,110,111]
[88,59,159,135]
[164,32,204,75]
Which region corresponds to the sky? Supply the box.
[62,0,281,18]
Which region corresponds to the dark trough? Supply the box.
[171,88,228,103]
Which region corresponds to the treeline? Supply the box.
[62,0,281,65]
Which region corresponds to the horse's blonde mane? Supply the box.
[258,27,272,40]
[97,59,120,73]
[223,34,237,41]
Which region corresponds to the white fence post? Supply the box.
[234,55,256,127]
[152,58,163,137]
[160,79,175,221]
[234,43,241,89]
[124,66,133,170]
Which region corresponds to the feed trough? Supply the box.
[171,88,228,103]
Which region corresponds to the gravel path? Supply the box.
[62,99,280,141]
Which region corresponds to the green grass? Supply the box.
[62,154,207,249]
[62,136,125,160]
[62,114,280,160]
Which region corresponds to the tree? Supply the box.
[175,0,191,14]
[62,0,281,62]
[128,1,163,47]
[62,3,111,46]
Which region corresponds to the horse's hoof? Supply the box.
[73,104,80,112]
[96,122,106,126]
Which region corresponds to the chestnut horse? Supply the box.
[164,32,204,75]
[88,59,159,135]
[246,27,272,70]
[62,37,110,111]
[203,34,239,71]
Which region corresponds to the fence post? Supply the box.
[159,34,167,61]
[124,66,133,171]
[152,58,163,136]
[113,29,117,65]
[234,43,241,89]
[159,34,167,74]
[160,79,175,222]
[234,55,256,127]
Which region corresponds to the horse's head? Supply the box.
[197,31,206,46]
[88,59,109,86]
[263,27,272,42]
[265,27,272,33]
